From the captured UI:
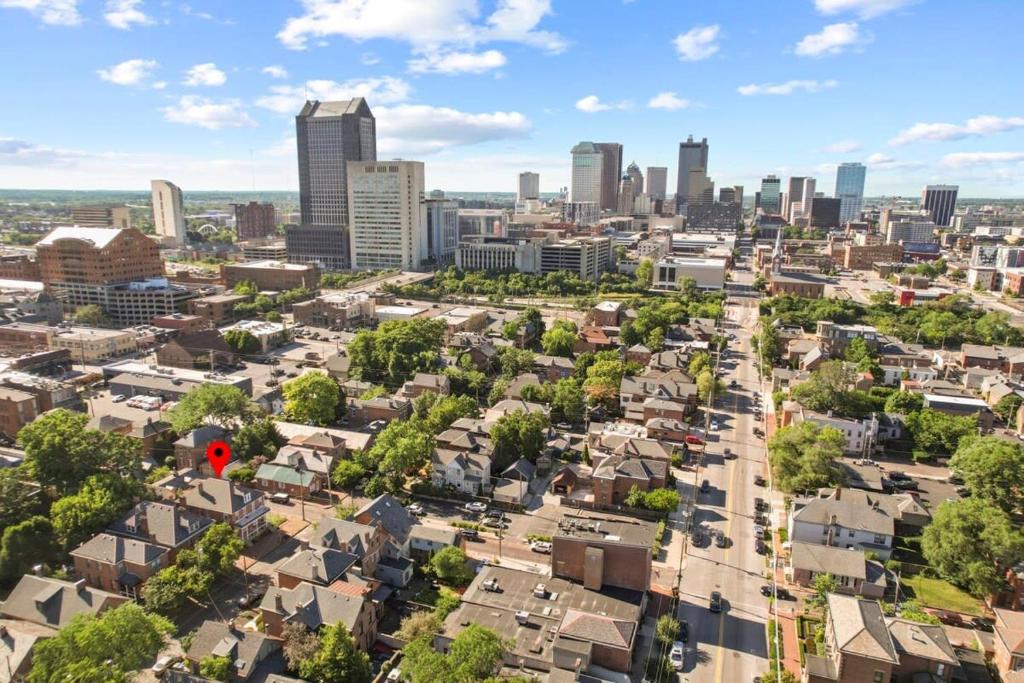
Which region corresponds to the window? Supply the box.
[873,534,886,545]
[848,528,855,537]
[872,672,884,683]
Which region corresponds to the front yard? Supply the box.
[902,575,982,617]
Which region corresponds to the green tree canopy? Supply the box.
[949,436,1024,513]
[905,409,977,455]
[332,460,366,491]
[141,559,213,615]
[994,394,1024,423]
[635,258,653,288]
[790,361,871,418]
[429,546,473,586]
[884,391,923,415]
[368,419,434,481]
[497,346,535,378]
[195,522,244,576]
[232,279,258,296]
[72,304,109,327]
[167,384,252,434]
[768,422,845,493]
[200,655,232,681]
[283,372,341,427]
[223,328,261,354]
[297,623,372,683]
[922,497,1024,597]
[551,378,586,424]
[490,409,549,469]
[233,417,285,461]
[348,318,445,386]
[423,394,479,434]
[541,324,577,357]
[0,515,58,581]
[282,623,320,674]
[51,474,143,550]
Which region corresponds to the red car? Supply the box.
[685,434,705,445]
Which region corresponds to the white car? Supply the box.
[710,420,720,431]
[151,655,180,677]
[464,502,488,514]
[753,524,765,537]
[670,641,685,670]
[407,503,425,516]
[530,541,552,554]
[111,394,126,403]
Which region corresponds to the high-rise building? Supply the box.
[835,163,866,225]
[71,206,131,230]
[800,178,817,221]
[646,167,668,201]
[719,187,737,204]
[922,184,958,227]
[809,197,841,228]
[786,177,806,220]
[687,170,714,208]
[676,136,709,213]
[232,202,276,240]
[759,176,782,214]
[596,143,623,212]
[570,142,604,204]
[150,180,186,246]
[617,176,636,215]
[625,162,644,197]
[518,172,540,201]
[424,198,458,265]
[290,98,377,270]
[347,160,427,271]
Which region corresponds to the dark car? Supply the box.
[755,538,767,555]
[754,497,766,511]
[700,479,711,493]
[238,587,266,609]
[709,591,722,613]
[760,585,773,597]
[461,529,481,541]
[723,448,736,459]
[754,513,767,526]
[715,531,727,548]
[971,617,994,632]
[892,479,919,490]
[679,620,689,643]
[886,471,910,481]
[936,611,964,627]
[754,475,766,487]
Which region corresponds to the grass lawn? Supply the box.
[903,575,982,616]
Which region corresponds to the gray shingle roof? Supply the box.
[259,582,367,632]
[355,494,414,545]
[277,547,358,585]
[827,593,898,663]
[186,620,279,679]
[0,576,125,629]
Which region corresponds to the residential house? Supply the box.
[619,376,697,422]
[156,330,235,370]
[312,517,385,580]
[533,354,575,382]
[787,541,887,598]
[484,398,549,422]
[624,344,652,366]
[0,387,36,439]
[644,417,689,443]
[409,527,462,562]
[346,396,412,428]
[174,425,233,476]
[590,301,624,327]
[270,444,335,491]
[253,462,320,498]
[276,547,359,589]
[922,393,993,430]
[591,454,667,507]
[993,607,1024,683]
[431,448,492,495]
[0,576,127,629]
[184,620,281,682]
[573,326,615,354]
[504,372,541,400]
[779,401,878,455]
[960,344,1024,375]
[108,501,212,562]
[492,458,536,505]
[259,582,377,651]
[352,494,415,587]
[398,372,450,399]
[450,333,498,371]
[0,619,54,681]
[178,477,269,544]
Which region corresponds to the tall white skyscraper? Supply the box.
[800,177,816,220]
[835,163,866,225]
[150,179,186,246]
[570,142,604,204]
[646,167,668,201]
[518,172,540,201]
[424,198,458,265]
[347,160,427,271]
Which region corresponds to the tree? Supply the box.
[843,337,874,365]
[223,328,261,354]
[655,615,680,646]
[142,549,214,614]
[768,422,845,493]
[18,409,140,494]
[424,394,480,434]
[233,417,285,461]
[265,310,283,322]
[168,384,251,434]
[541,325,576,357]
[368,419,434,479]
[922,497,1024,597]
[429,546,473,586]
[642,488,681,512]
[752,324,781,373]
[283,623,321,673]
[196,522,244,576]
[490,409,549,469]
[348,318,445,386]
[995,394,1024,423]
[619,320,640,347]
[502,320,519,341]
[72,304,108,327]
[233,279,258,296]
[646,327,665,352]
[551,378,586,424]
[51,474,142,550]
[283,373,341,427]
[396,612,441,643]
[809,573,838,609]
[896,600,941,625]
[884,391,923,415]
[790,361,866,418]
[635,258,653,288]
[0,516,58,581]
[298,623,372,683]
[200,655,232,681]
[688,351,712,378]
[0,467,44,532]
[520,306,545,339]
[332,459,366,491]
[27,603,173,683]
[497,347,535,378]
[696,369,724,404]
[868,290,895,307]
[905,409,977,455]
[949,436,1024,513]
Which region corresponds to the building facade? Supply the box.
[150,180,186,246]
[646,166,667,201]
[347,160,427,271]
[424,199,458,265]
[570,142,604,205]
[922,184,958,227]
[676,136,709,213]
[759,175,782,214]
[518,171,540,200]
[596,142,623,212]
[232,202,276,240]
[71,206,131,229]
[835,162,866,225]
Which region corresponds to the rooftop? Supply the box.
[554,511,658,548]
[228,259,310,271]
[37,226,122,248]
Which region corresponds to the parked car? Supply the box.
[755,538,767,555]
[464,502,488,514]
[530,541,552,554]
[715,531,727,548]
[709,591,722,613]
[685,434,705,446]
[892,479,919,491]
[887,471,910,481]
[936,611,964,627]
[111,394,126,403]
[152,655,181,677]
[461,529,481,541]
[238,587,266,609]
[269,492,290,504]
[670,642,684,671]
[753,524,765,537]
[710,420,720,431]
[760,585,773,597]
[723,448,736,459]
[407,503,425,516]
[729,379,738,388]
[700,479,711,493]
[754,475,766,487]
[678,620,689,643]
[754,497,766,511]
[971,617,994,632]
[483,517,508,529]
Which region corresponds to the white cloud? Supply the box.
[261,65,289,79]
[103,0,152,29]
[814,0,914,19]
[162,96,256,130]
[647,91,690,110]
[940,152,1024,168]
[375,104,531,155]
[97,58,159,86]
[673,24,720,61]
[865,152,923,170]
[184,63,227,87]
[823,139,861,153]
[794,22,865,56]
[575,95,631,113]
[256,76,412,114]
[277,0,566,54]
[737,79,838,96]
[0,0,80,25]
[408,49,507,74]
[890,115,1024,146]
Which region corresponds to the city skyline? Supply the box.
[1,0,1023,196]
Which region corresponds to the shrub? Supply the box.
[450,521,483,531]
[912,450,933,463]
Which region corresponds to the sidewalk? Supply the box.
[772,526,802,678]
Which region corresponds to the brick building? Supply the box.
[188,293,250,326]
[0,387,37,438]
[221,260,319,292]
[551,511,656,593]
[233,202,276,240]
[156,330,235,369]
[842,243,903,270]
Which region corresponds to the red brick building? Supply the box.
[232,202,276,240]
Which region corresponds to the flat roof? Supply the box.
[554,511,658,547]
[102,359,248,384]
[228,260,310,271]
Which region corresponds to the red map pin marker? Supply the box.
[206,440,232,479]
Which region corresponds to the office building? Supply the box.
[347,160,427,271]
[290,98,376,271]
[801,178,816,220]
[222,260,319,291]
[835,162,866,225]
[540,237,613,281]
[232,202,276,240]
[687,170,714,207]
[617,176,636,215]
[71,206,131,230]
[424,198,458,265]
[570,142,604,204]
[809,197,841,228]
[654,257,727,290]
[676,136,709,213]
[458,209,508,239]
[686,203,742,231]
[719,187,738,204]
[786,177,805,220]
[562,201,600,226]
[456,235,612,282]
[150,180,186,246]
[886,219,937,245]
[759,175,782,214]
[239,239,288,261]
[596,143,623,212]
[625,162,643,197]
[518,172,539,201]
[646,166,667,201]
[922,185,958,227]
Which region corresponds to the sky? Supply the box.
[0,0,1023,197]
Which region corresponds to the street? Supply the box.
[677,295,771,683]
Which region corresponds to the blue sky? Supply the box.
[1,0,1022,196]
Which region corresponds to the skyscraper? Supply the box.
[617,176,636,215]
[922,184,958,227]
[347,160,427,271]
[570,142,604,204]
[646,167,668,201]
[596,143,623,212]
[232,201,276,240]
[150,179,186,246]
[800,178,817,221]
[424,198,458,266]
[289,98,376,270]
[835,163,866,225]
[676,136,709,213]
[759,175,782,214]
[786,177,805,220]
[518,172,540,201]
[626,162,644,197]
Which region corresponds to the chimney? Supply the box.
[274,594,284,612]
[74,579,87,593]
[835,487,841,501]
[32,564,44,577]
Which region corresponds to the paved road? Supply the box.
[678,297,771,683]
